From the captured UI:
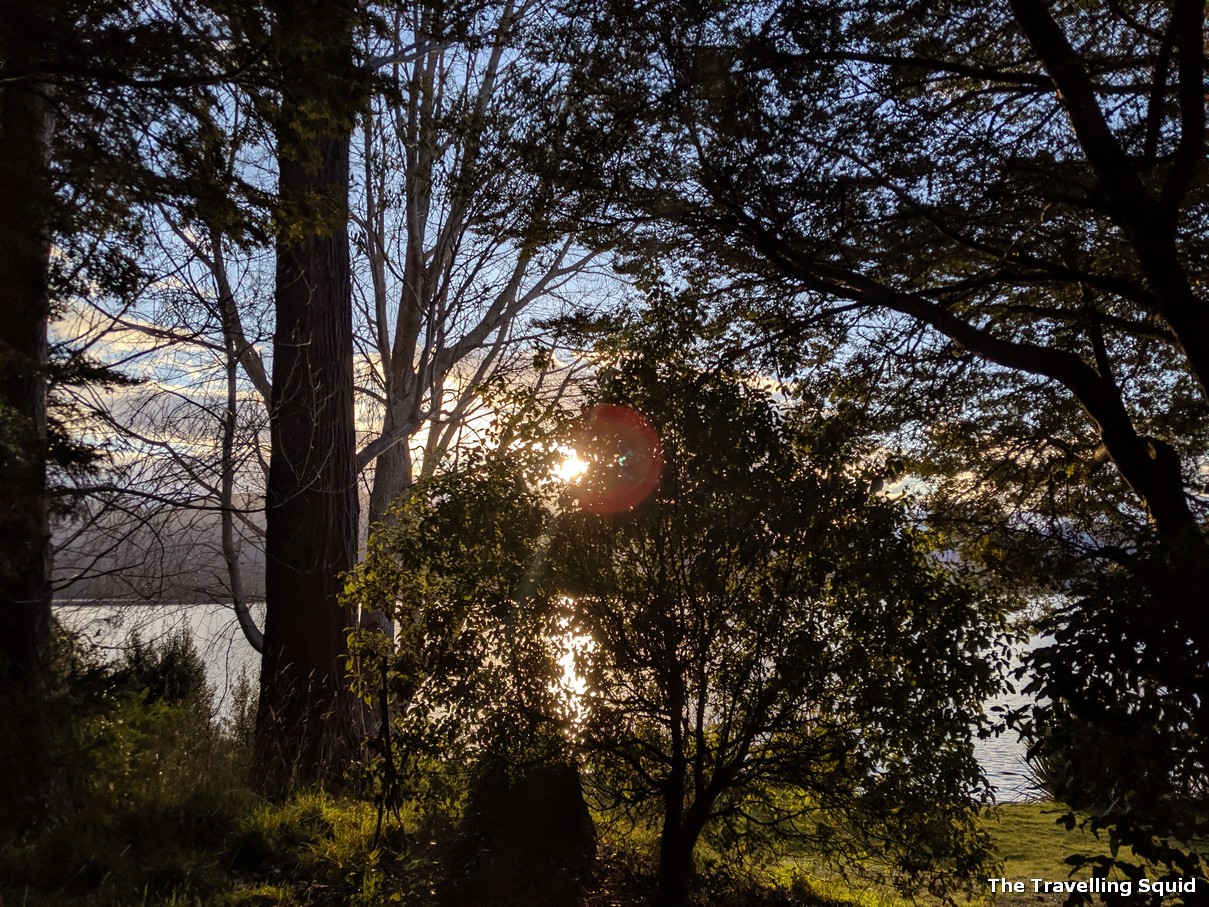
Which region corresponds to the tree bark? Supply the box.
[655,662,709,907]
[254,0,361,790]
[656,795,711,907]
[0,5,54,687]
[0,5,57,833]
[366,402,417,528]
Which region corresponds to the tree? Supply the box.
[0,0,223,682]
[354,0,605,537]
[0,1,57,685]
[555,308,1001,906]
[0,0,137,683]
[345,299,1004,907]
[561,0,1207,562]
[52,190,272,636]
[53,0,600,655]
[252,0,365,789]
[32,0,598,791]
[0,0,245,830]
[13,0,357,788]
[555,0,1209,863]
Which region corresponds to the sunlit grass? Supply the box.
[980,801,1123,883]
[792,873,915,907]
[778,801,1147,907]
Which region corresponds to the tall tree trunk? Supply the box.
[657,670,700,907]
[0,5,54,687]
[362,405,413,639]
[0,3,56,833]
[366,403,416,529]
[255,0,360,790]
[657,818,694,907]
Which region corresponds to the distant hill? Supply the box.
[52,493,266,604]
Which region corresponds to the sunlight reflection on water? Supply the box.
[975,636,1043,803]
[53,601,1041,800]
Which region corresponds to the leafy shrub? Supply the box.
[0,627,250,904]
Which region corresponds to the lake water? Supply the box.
[53,602,1041,802]
[973,639,1041,802]
[55,601,263,721]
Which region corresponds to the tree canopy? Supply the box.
[556,0,1209,560]
[345,301,1006,905]
[7,2,1209,897]
[548,0,1209,869]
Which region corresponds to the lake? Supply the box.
[55,601,262,721]
[53,601,1040,802]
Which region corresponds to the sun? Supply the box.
[555,447,589,483]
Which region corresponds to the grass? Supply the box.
[0,788,408,906]
[760,802,1146,907]
[0,633,1195,906]
[1,780,1159,907]
[981,801,1123,883]
[0,784,1183,906]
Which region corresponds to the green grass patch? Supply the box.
[788,801,1182,907]
[981,801,1122,883]
[0,628,1191,907]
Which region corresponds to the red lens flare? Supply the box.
[570,404,663,514]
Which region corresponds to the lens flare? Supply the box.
[570,404,663,513]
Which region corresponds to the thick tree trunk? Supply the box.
[656,825,695,907]
[0,5,57,833]
[255,0,360,790]
[0,8,53,687]
[656,798,710,907]
[656,670,708,907]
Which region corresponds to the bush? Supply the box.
[0,626,251,905]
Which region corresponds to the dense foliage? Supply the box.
[345,304,1007,905]
[545,0,1209,883]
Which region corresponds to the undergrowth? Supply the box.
[0,627,1143,907]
